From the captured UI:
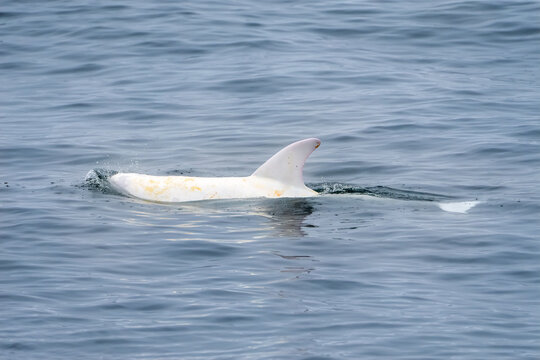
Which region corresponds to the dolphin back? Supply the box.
[108,138,321,203]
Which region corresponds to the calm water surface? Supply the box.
[1,1,539,359]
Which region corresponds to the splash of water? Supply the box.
[83,168,118,193]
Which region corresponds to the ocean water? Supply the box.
[1,0,539,359]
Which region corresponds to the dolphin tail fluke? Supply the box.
[438,201,480,213]
[251,138,321,188]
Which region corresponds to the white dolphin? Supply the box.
[108,138,480,213]
[110,138,321,203]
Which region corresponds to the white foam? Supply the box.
[438,201,480,214]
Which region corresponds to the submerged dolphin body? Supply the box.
[110,138,321,203]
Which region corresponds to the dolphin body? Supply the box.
[108,137,479,213]
[110,138,321,203]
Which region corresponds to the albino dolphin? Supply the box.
[110,138,321,203]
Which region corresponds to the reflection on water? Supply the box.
[249,198,316,237]
[116,197,316,239]
[273,252,316,275]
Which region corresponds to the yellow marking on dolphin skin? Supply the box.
[190,186,201,192]
[137,177,170,198]
[144,184,167,196]
[273,190,283,197]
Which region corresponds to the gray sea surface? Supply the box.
[1,1,539,359]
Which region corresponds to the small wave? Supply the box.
[309,182,453,202]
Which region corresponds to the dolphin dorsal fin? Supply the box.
[251,138,321,187]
